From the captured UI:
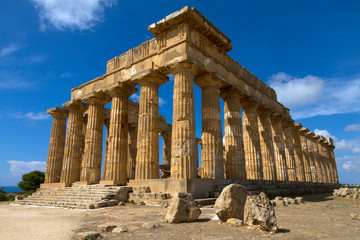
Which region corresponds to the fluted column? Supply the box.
[270,114,288,181]
[60,101,88,186]
[135,72,168,179]
[318,136,330,183]
[257,107,276,181]
[241,100,263,180]
[220,87,246,180]
[306,132,318,182]
[44,107,69,184]
[170,63,198,179]
[162,130,172,166]
[102,119,110,181]
[80,93,109,183]
[101,85,136,185]
[292,123,306,182]
[299,128,312,182]
[195,74,224,179]
[327,138,338,183]
[281,120,297,181]
[312,134,325,183]
[127,123,138,180]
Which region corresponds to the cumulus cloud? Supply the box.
[268,73,360,119]
[159,97,166,106]
[314,129,336,139]
[315,128,360,154]
[345,124,360,132]
[31,0,117,31]
[9,111,50,120]
[0,43,21,58]
[336,155,360,172]
[7,160,46,176]
[130,93,140,102]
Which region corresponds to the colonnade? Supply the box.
[44,64,338,187]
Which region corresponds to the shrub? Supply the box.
[0,193,7,201]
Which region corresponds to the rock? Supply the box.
[225,218,243,227]
[340,188,352,197]
[143,221,161,230]
[295,197,304,203]
[214,184,250,222]
[275,196,283,201]
[137,202,146,206]
[346,195,352,199]
[97,224,117,232]
[270,200,276,207]
[14,196,23,201]
[118,201,125,206]
[289,199,297,205]
[76,232,102,240]
[113,226,128,233]
[165,192,201,223]
[353,192,360,199]
[351,213,360,220]
[243,192,278,233]
[86,203,95,209]
[133,186,151,193]
[275,199,285,207]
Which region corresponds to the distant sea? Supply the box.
[1,186,23,193]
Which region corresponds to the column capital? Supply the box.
[219,86,241,99]
[84,92,110,106]
[62,100,88,114]
[299,127,310,136]
[256,104,273,116]
[281,118,295,128]
[306,132,315,139]
[46,107,69,119]
[293,122,303,130]
[132,69,169,87]
[312,134,320,141]
[240,98,258,109]
[170,62,198,75]
[194,72,224,88]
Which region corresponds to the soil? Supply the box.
[0,193,359,240]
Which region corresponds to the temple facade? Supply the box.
[41,7,339,196]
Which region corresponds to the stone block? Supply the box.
[225,218,243,227]
[76,232,102,240]
[97,224,117,232]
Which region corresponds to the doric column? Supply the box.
[257,106,276,181]
[281,119,297,181]
[170,63,198,179]
[195,73,224,179]
[241,99,263,180]
[102,119,110,181]
[306,132,318,182]
[322,137,334,183]
[270,114,288,181]
[127,123,138,180]
[44,107,69,183]
[220,87,246,180]
[326,137,338,183]
[318,136,330,183]
[135,71,168,179]
[312,134,324,183]
[299,128,312,182]
[329,144,338,184]
[160,128,171,178]
[80,92,110,184]
[60,101,88,186]
[101,85,136,185]
[292,123,306,182]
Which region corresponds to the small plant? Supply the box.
[126,199,135,205]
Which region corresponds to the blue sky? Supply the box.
[0,0,359,186]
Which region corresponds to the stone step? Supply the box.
[195,198,217,206]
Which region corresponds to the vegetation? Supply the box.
[18,170,45,192]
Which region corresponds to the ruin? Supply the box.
[40,6,339,198]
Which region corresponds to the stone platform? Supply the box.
[128,179,339,198]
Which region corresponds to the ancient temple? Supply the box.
[41,6,339,197]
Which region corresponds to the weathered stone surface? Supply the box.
[165,192,201,223]
[295,197,304,203]
[113,226,128,233]
[225,218,243,227]
[351,213,360,220]
[214,184,250,222]
[143,221,161,229]
[97,224,116,233]
[244,192,278,232]
[76,232,102,240]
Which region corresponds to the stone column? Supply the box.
[220,87,246,180]
[102,119,110,181]
[101,85,136,185]
[312,134,325,183]
[127,123,138,180]
[241,99,263,180]
[60,101,88,186]
[135,72,168,179]
[195,73,224,179]
[327,138,338,183]
[318,136,330,183]
[80,93,110,184]
[322,137,334,183]
[170,63,198,179]
[160,129,171,178]
[292,123,306,182]
[281,120,297,182]
[306,132,318,182]
[270,114,288,181]
[44,107,69,184]
[257,107,276,181]
[299,128,312,182]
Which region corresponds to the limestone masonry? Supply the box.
[41,6,339,197]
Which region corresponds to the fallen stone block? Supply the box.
[295,197,304,203]
[97,224,117,233]
[113,226,128,233]
[165,192,201,223]
[225,218,243,227]
[143,221,161,230]
[351,213,360,220]
[76,232,102,240]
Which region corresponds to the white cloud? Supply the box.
[0,79,34,90]
[345,124,360,132]
[268,73,360,119]
[314,129,336,139]
[24,55,46,64]
[159,97,166,106]
[7,160,46,176]
[130,93,140,102]
[268,72,324,107]
[31,0,117,31]
[337,155,360,172]
[315,128,360,154]
[9,111,50,121]
[0,44,20,58]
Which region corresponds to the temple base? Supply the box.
[99,180,127,186]
[72,181,98,186]
[40,182,71,189]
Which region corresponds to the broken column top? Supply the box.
[148,6,232,52]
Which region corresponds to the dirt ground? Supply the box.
[0,194,359,240]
